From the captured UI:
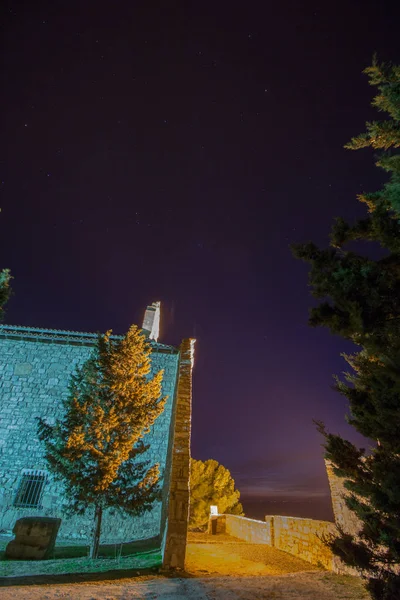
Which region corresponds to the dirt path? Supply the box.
[185,532,320,576]
[0,573,370,599]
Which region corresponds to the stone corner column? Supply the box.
[325,459,362,536]
[162,338,195,570]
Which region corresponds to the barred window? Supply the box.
[14,470,48,508]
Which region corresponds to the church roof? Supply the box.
[0,324,178,354]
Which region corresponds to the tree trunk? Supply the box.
[90,505,103,559]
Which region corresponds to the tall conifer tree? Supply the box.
[38,325,166,559]
[0,209,11,317]
[0,269,11,319]
[292,60,400,600]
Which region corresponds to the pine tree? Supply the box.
[292,59,400,600]
[0,269,11,319]
[38,325,166,559]
[0,209,11,318]
[189,458,243,530]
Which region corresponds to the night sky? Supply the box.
[2,1,400,520]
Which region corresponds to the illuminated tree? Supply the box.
[38,325,166,559]
[189,458,243,530]
[293,59,400,600]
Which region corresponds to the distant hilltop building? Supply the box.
[0,302,194,568]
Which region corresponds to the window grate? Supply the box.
[14,469,48,509]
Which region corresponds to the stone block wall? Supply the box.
[223,514,273,545]
[271,515,335,570]
[0,326,180,544]
[162,339,195,570]
[203,461,364,575]
[210,514,337,571]
[325,460,362,537]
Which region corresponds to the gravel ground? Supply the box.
[0,572,370,599]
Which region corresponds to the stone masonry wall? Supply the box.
[0,329,179,543]
[271,515,335,570]
[223,514,273,545]
[205,463,364,574]
[162,339,195,570]
[211,512,360,574]
[325,460,362,537]
[211,514,336,571]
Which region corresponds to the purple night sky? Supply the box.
[2,1,399,519]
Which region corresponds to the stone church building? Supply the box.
[0,302,194,566]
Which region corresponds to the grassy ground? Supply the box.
[321,574,371,600]
[0,549,161,577]
[0,536,161,577]
[0,535,159,560]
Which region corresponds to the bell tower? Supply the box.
[142,301,161,342]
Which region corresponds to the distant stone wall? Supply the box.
[204,464,364,575]
[0,326,180,544]
[210,514,339,571]
[224,514,336,570]
[223,514,273,545]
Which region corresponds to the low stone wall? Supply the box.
[210,514,339,572]
[224,514,273,545]
[271,515,335,570]
[206,463,364,575]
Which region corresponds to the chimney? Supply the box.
[142,301,161,342]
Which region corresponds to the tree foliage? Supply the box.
[0,269,11,319]
[189,458,243,530]
[0,208,11,317]
[292,59,400,599]
[38,325,166,558]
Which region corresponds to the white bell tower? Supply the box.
[142,301,161,342]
